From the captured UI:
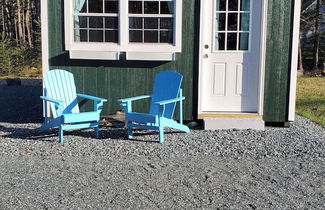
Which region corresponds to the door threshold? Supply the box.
[198,113,262,119]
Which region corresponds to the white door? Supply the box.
[200,0,262,112]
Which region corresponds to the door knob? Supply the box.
[204,44,209,49]
[203,54,208,58]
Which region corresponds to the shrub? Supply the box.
[0,40,41,78]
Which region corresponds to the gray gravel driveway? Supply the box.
[0,115,324,209]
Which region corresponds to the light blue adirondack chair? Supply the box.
[118,71,190,143]
[39,69,107,143]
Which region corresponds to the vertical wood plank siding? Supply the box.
[263,0,294,122]
[48,0,196,120]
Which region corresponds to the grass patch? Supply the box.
[0,67,42,79]
[296,77,325,127]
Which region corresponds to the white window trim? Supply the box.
[64,0,182,60]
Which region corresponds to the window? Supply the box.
[74,0,119,43]
[214,0,251,51]
[128,0,174,44]
[64,0,182,60]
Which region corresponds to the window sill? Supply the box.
[126,52,176,61]
[70,51,119,60]
[69,50,176,61]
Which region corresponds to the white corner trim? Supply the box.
[126,52,176,61]
[257,0,268,116]
[288,0,302,121]
[41,0,49,76]
[41,0,50,118]
[70,51,119,60]
[197,0,205,115]
[175,0,182,52]
[64,0,72,51]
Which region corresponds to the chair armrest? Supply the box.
[40,96,64,105]
[155,97,185,105]
[118,95,152,103]
[77,94,107,102]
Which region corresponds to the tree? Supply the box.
[0,0,41,77]
[0,0,39,46]
[25,0,32,46]
[312,0,321,69]
[16,0,24,44]
[300,0,325,71]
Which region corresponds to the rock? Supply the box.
[186,121,199,129]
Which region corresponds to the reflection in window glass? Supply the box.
[77,16,88,28]
[227,13,238,31]
[144,31,159,42]
[105,17,118,29]
[129,17,143,29]
[144,18,159,29]
[105,30,118,42]
[89,17,104,28]
[129,30,143,42]
[241,0,250,11]
[160,31,173,43]
[160,1,174,14]
[227,33,237,50]
[144,1,159,14]
[160,18,173,29]
[228,0,238,11]
[240,13,250,31]
[239,32,249,50]
[215,13,226,31]
[215,0,226,11]
[215,33,225,50]
[129,1,142,14]
[89,0,103,13]
[105,0,119,13]
[74,29,88,42]
[89,30,104,42]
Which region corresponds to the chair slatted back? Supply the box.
[149,71,182,119]
[44,69,80,118]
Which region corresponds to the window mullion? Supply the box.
[120,0,128,47]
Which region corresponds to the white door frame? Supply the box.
[198,0,268,116]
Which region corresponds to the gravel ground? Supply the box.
[0,115,324,209]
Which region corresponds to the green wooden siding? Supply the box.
[263,0,294,122]
[47,0,196,120]
[47,0,295,123]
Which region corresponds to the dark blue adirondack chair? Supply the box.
[39,69,107,143]
[118,71,190,143]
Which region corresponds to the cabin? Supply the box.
[41,0,301,130]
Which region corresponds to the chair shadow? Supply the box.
[0,125,57,142]
[101,116,186,143]
[0,124,107,142]
[0,122,185,144]
[103,126,185,143]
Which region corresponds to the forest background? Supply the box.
[0,0,324,78]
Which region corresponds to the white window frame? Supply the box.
[64,0,182,60]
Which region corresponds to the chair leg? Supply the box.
[58,125,64,143]
[159,125,164,144]
[127,126,133,139]
[95,127,99,139]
